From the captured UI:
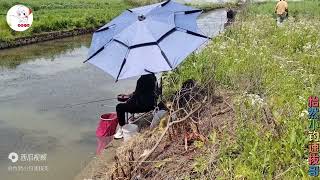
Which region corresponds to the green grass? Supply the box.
[186,1,240,13]
[165,0,320,179]
[0,0,133,42]
[245,0,320,18]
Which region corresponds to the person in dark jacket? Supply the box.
[227,8,235,21]
[114,74,157,139]
[224,8,236,28]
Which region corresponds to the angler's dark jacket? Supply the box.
[128,74,157,109]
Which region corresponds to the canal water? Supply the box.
[0,9,227,180]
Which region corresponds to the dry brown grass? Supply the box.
[93,86,237,180]
[76,76,238,180]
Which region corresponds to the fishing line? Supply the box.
[40,97,118,111]
[0,97,19,103]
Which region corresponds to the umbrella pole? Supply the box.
[160,76,163,101]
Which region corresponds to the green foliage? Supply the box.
[209,131,217,144]
[194,140,205,149]
[244,1,320,18]
[165,1,319,179]
[185,2,239,13]
[193,156,209,175]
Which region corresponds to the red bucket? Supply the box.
[96,112,118,137]
[96,113,118,155]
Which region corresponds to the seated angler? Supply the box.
[114,73,158,139]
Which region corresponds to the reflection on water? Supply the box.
[0,9,227,180]
[0,35,91,68]
[0,34,138,180]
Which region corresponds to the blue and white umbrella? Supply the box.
[84,0,210,81]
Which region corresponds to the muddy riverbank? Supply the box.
[0,28,95,50]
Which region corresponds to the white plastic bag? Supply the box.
[150,110,167,129]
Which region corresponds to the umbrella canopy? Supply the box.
[85,0,209,81]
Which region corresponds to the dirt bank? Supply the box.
[75,88,236,180]
[0,28,95,50]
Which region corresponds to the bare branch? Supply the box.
[130,96,207,178]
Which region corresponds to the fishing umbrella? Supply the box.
[84,0,210,81]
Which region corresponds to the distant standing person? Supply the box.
[227,8,236,22]
[225,8,236,28]
[275,0,288,26]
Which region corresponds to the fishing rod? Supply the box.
[40,97,118,111]
[0,97,19,103]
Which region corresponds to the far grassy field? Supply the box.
[0,0,133,42]
[0,0,239,43]
[165,0,320,178]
